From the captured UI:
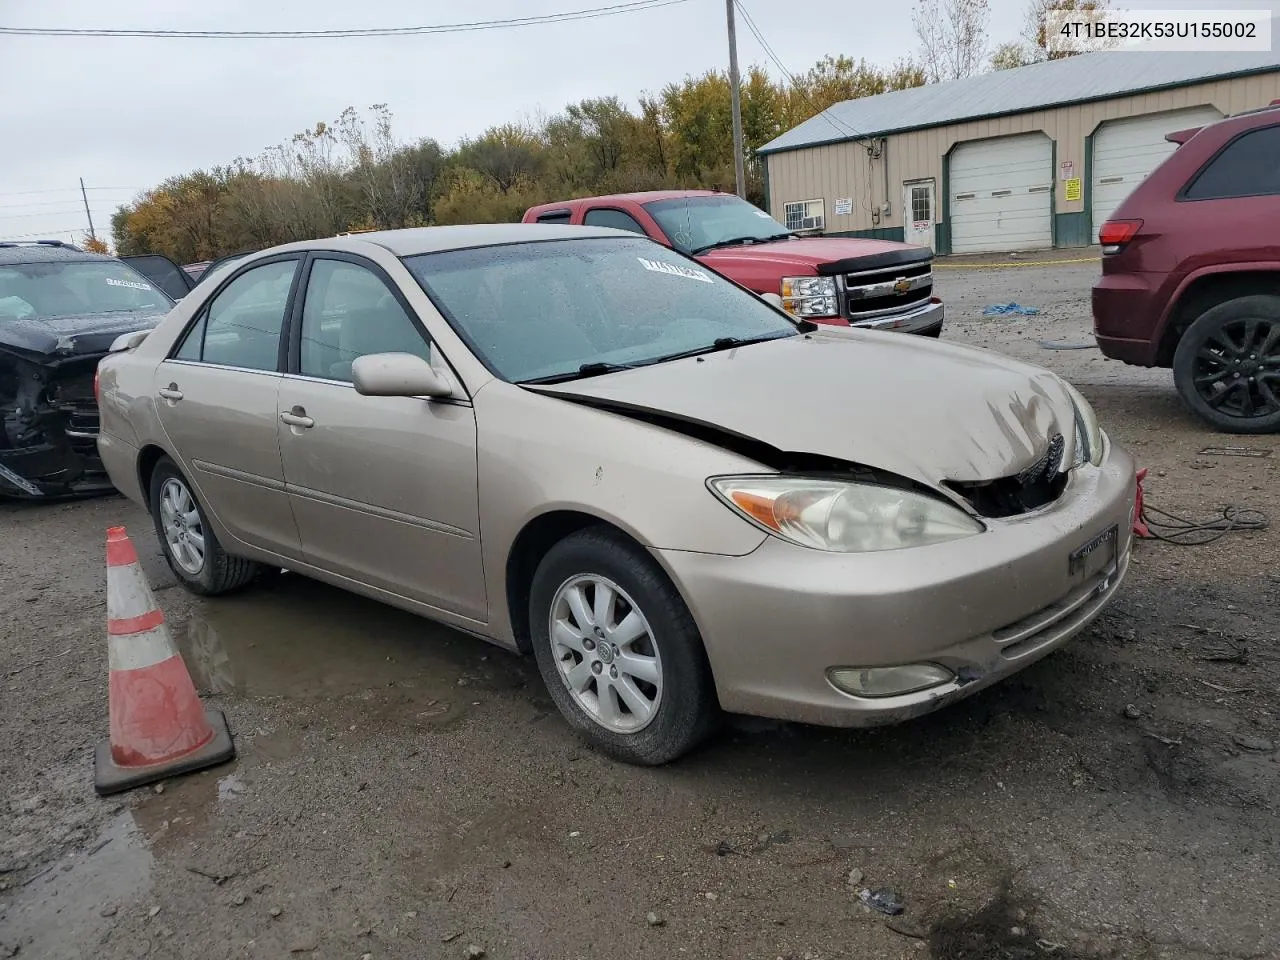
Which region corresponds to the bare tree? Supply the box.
[913,0,991,83]
[991,0,1113,68]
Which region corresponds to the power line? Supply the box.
[1,226,90,240]
[0,186,142,198]
[0,207,126,221]
[0,198,133,211]
[0,0,693,39]
[732,0,874,148]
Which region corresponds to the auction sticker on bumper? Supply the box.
[1069,524,1118,578]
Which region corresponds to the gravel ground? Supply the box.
[3,260,1278,960]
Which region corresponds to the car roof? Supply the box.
[265,222,635,259]
[528,190,722,212]
[1167,102,1280,148]
[0,244,115,265]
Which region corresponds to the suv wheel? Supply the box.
[1172,294,1280,434]
[149,456,261,595]
[528,527,719,765]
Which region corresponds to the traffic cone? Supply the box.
[94,526,235,796]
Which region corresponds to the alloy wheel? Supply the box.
[159,477,206,576]
[548,574,663,734]
[1191,316,1280,420]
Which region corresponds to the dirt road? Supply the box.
[3,261,1278,960]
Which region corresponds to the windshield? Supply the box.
[643,194,792,254]
[0,258,174,322]
[403,235,799,384]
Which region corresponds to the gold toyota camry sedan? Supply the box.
[96,224,1136,764]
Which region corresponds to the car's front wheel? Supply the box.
[529,527,719,765]
[148,456,261,595]
[1173,295,1280,434]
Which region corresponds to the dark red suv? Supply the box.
[1092,102,1280,434]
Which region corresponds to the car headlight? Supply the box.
[1061,380,1105,468]
[780,276,838,317]
[708,476,984,553]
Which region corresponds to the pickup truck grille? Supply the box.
[843,260,934,323]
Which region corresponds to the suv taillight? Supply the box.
[1098,219,1143,255]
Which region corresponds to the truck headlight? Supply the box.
[780,276,838,318]
[708,476,984,553]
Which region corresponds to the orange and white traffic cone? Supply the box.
[94,526,235,796]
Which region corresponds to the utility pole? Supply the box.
[725,0,746,199]
[80,177,97,241]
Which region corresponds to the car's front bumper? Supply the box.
[656,444,1135,728]
[0,444,116,499]
[849,298,944,336]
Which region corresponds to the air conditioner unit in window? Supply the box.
[801,215,824,230]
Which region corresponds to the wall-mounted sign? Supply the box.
[1064,178,1082,202]
[1060,160,1075,181]
[834,197,853,216]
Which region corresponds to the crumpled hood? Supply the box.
[533,330,1084,487]
[0,310,168,359]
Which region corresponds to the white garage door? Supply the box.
[1091,106,1223,241]
[949,134,1053,254]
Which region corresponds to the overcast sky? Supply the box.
[0,0,1275,243]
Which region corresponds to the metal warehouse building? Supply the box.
[758,46,1280,256]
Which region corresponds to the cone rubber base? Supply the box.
[94,707,235,796]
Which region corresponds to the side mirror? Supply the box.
[351,352,454,399]
[109,330,150,353]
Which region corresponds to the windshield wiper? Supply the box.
[642,331,795,365]
[690,235,765,255]
[691,233,795,255]
[518,361,637,385]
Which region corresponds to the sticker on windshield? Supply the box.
[637,257,713,284]
[754,211,773,218]
[106,278,153,291]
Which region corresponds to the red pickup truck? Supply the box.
[522,190,943,336]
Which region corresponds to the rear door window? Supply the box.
[1184,125,1280,200]
[175,259,297,372]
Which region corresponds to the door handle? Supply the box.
[280,407,314,429]
[158,384,183,401]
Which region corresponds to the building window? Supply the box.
[909,185,932,224]
[784,199,825,232]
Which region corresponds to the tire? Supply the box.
[1172,295,1280,435]
[528,527,719,765]
[148,456,260,596]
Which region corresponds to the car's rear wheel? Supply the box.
[1173,295,1280,435]
[149,456,260,595]
[528,527,718,765]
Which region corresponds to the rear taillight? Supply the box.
[1098,219,1143,255]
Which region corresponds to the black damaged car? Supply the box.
[0,241,176,498]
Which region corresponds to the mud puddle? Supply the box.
[172,572,536,703]
[0,813,153,960]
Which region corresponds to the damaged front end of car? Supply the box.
[0,345,113,498]
[0,321,160,499]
